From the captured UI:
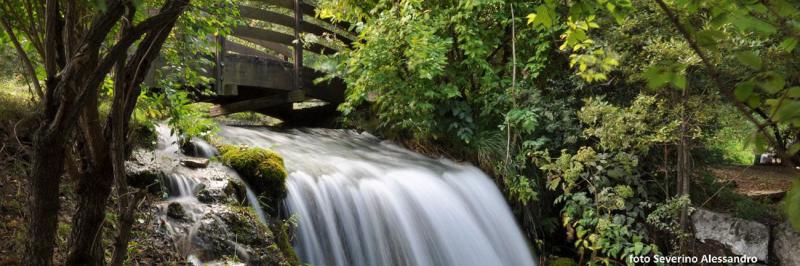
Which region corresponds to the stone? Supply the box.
[126,150,167,195]
[167,202,186,220]
[181,158,210,168]
[691,208,769,262]
[772,222,800,266]
[189,205,287,265]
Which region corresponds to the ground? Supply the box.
[696,164,799,226]
[710,165,798,197]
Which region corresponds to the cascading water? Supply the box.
[153,125,269,261]
[217,126,537,266]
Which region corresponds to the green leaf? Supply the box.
[672,74,687,90]
[784,182,800,230]
[94,0,108,12]
[788,142,800,155]
[735,51,762,70]
[696,29,726,48]
[747,95,761,108]
[788,86,800,98]
[634,242,643,254]
[760,73,785,94]
[643,67,670,89]
[734,81,755,101]
[778,38,798,52]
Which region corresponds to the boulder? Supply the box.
[772,222,800,266]
[217,144,288,213]
[126,150,170,195]
[691,208,769,262]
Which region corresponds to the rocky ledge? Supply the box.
[125,148,298,265]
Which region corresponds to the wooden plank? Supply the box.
[220,54,294,91]
[293,0,303,91]
[225,41,280,60]
[261,0,316,17]
[210,95,290,117]
[260,0,352,30]
[238,5,353,43]
[215,36,227,95]
[235,37,292,59]
[231,26,334,54]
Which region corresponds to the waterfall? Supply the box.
[217,126,536,266]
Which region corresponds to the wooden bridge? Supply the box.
[151,0,352,120]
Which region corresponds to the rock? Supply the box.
[190,205,289,265]
[744,190,786,202]
[184,164,246,204]
[126,150,168,195]
[772,222,800,266]
[181,138,219,158]
[181,158,210,168]
[691,208,770,262]
[167,202,186,220]
[217,145,288,213]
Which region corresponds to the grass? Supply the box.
[0,79,37,123]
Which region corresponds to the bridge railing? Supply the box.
[215,0,353,97]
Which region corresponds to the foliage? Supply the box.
[645,196,692,252]
[527,0,800,143]
[538,147,659,264]
[705,106,757,165]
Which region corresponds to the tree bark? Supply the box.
[64,158,113,266]
[24,127,66,266]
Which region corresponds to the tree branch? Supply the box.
[0,17,43,99]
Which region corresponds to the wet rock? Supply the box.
[126,150,168,195]
[691,208,769,262]
[181,158,210,168]
[772,222,800,265]
[190,205,288,265]
[167,202,186,220]
[181,138,219,158]
[190,164,246,204]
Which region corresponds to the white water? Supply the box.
[217,126,536,266]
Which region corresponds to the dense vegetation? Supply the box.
[315,0,800,263]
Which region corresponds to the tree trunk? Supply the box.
[65,158,113,266]
[677,85,691,257]
[24,128,66,266]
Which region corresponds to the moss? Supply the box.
[548,257,578,266]
[273,222,300,266]
[217,144,288,211]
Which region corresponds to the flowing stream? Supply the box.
[216,126,536,266]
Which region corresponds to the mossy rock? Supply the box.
[217,144,288,211]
